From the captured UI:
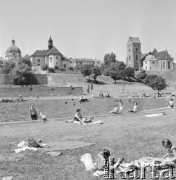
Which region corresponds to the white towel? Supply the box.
[80,153,96,171]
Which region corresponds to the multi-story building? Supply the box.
[126,36,142,71]
[30,36,71,70]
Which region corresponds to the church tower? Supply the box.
[48,35,53,50]
[126,36,142,71]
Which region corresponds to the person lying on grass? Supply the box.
[127,103,138,113]
[66,109,93,125]
[109,104,119,114]
[168,99,174,109]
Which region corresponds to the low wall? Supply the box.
[0,86,83,97]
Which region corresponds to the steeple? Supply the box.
[11,36,15,45]
[48,35,53,50]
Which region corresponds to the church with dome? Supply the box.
[5,38,21,61]
[141,49,174,71]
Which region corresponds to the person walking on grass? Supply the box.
[29,103,38,120]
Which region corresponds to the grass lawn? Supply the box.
[0,98,175,179]
[0,98,169,122]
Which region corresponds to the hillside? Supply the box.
[146,70,176,86]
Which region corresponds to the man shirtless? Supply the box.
[29,103,38,120]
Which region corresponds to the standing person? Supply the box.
[119,100,124,115]
[29,103,38,120]
[87,84,90,94]
[91,82,93,91]
[168,99,174,109]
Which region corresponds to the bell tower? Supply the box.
[48,35,53,50]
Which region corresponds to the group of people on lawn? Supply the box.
[29,97,174,126]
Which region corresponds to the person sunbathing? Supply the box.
[109,105,119,114]
[66,109,93,125]
[162,139,176,159]
[127,103,138,113]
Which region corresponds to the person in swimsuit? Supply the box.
[127,103,138,113]
[162,139,176,159]
[29,103,38,120]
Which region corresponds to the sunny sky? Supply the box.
[0,0,176,62]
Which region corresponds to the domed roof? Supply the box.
[145,54,157,61]
[6,39,21,54]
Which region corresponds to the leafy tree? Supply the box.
[104,52,116,67]
[107,62,126,83]
[41,63,48,71]
[9,66,38,85]
[92,66,102,81]
[137,70,147,81]
[125,67,135,79]
[81,64,93,80]
[18,57,32,70]
[145,74,167,96]
[1,61,16,74]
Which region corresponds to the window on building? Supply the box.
[129,56,131,60]
[64,64,66,68]
[13,53,15,55]
[168,61,170,69]
[38,59,40,62]
[152,61,155,64]
[56,57,58,59]
[136,48,138,52]
[129,49,130,52]
[50,57,52,60]
[163,61,165,69]
[136,55,138,60]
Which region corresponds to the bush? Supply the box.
[68,67,74,71]
[59,67,66,71]
[137,70,147,81]
[41,63,48,71]
[54,65,59,70]
[48,68,55,73]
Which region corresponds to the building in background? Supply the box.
[30,36,71,71]
[142,50,174,71]
[5,38,21,62]
[126,36,142,71]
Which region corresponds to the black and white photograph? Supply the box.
[0,0,176,179]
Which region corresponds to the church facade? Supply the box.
[30,36,71,70]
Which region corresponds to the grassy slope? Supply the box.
[0,108,176,180]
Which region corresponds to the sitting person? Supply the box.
[119,100,124,115]
[162,139,176,159]
[94,148,111,170]
[168,99,174,109]
[40,112,47,122]
[66,109,93,125]
[127,103,138,113]
[109,104,119,114]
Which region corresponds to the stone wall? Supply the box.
[0,86,83,97]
